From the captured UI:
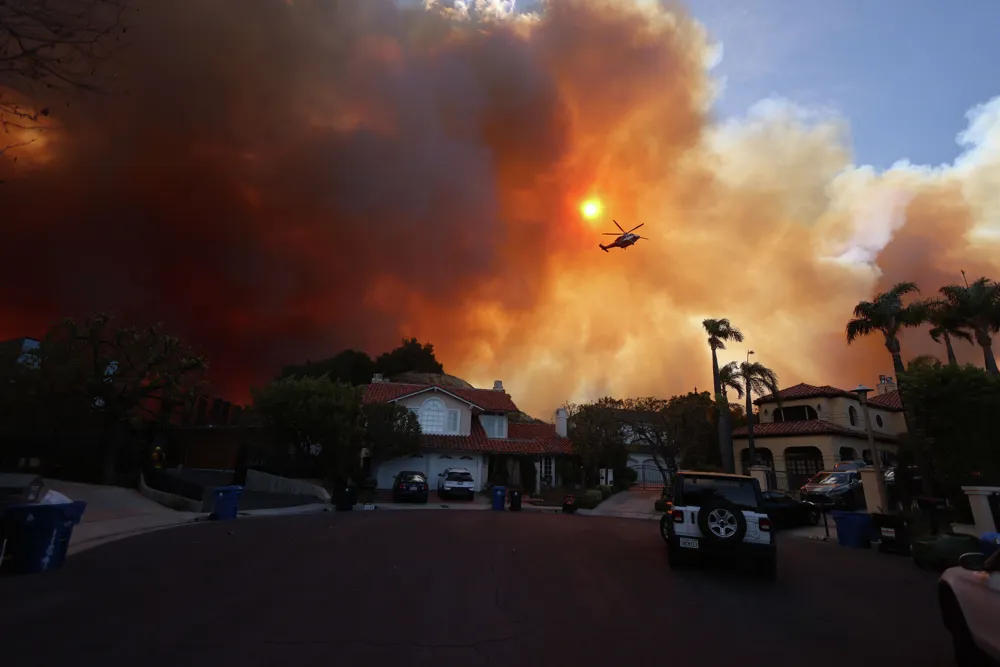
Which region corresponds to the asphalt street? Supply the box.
[0,510,954,667]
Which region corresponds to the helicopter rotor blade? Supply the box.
[602,233,621,236]
[637,236,649,240]
[613,219,625,233]
[626,223,645,234]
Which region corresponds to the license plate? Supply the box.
[409,486,418,491]
[679,538,699,549]
[880,527,896,538]
[362,504,376,511]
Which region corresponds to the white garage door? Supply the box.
[376,455,428,489]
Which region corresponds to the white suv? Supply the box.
[659,471,776,579]
[437,468,475,500]
[939,549,1000,666]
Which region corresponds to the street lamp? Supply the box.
[745,351,757,468]
[853,384,889,513]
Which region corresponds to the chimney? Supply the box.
[876,375,896,396]
[493,380,504,392]
[372,373,384,383]
[554,407,568,438]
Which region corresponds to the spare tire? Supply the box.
[697,498,747,548]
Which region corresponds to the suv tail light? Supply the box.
[759,517,772,532]
[398,483,406,490]
[671,509,684,523]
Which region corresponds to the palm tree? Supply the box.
[720,359,781,470]
[703,318,744,473]
[928,299,973,366]
[846,282,932,386]
[939,276,1000,375]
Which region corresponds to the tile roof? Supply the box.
[363,381,569,455]
[867,390,903,411]
[754,382,856,405]
[362,382,520,413]
[420,419,572,455]
[731,419,898,443]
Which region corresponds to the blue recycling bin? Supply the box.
[211,485,243,520]
[491,486,507,511]
[830,510,873,549]
[980,532,1000,558]
[0,501,88,574]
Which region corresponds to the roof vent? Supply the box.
[372,373,385,383]
[493,380,504,392]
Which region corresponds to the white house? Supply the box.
[362,375,572,493]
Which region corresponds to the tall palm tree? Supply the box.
[927,299,972,366]
[939,276,1000,375]
[720,359,781,470]
[846,282,932,386]
[703,318,744,473]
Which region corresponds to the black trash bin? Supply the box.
[509,489,522,512]
[334,484,357,511]
[872,513,911,556]
[916,497,949,536]
[562,495,577,514]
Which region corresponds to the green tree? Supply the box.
[719,359,781,467]
[939,276,1000,376]
[280,349,375,386]
[374,337,444,377]
[846,281,931,402]
[928,299,973,367]
[252,375,365,484]
[702,318,744,473]
[361,402,422,463]
[21,313,207,483]
[567,397,628,487]
[900,363,1000,495]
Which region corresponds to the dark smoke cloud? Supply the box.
[2,0,999,415]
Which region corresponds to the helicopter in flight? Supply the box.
[599,220,648,252]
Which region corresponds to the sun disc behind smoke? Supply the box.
[580,199,602,220]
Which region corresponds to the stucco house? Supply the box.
[731,375,905,490]
[361,374,572,493]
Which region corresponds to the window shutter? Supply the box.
[447,410,460,434]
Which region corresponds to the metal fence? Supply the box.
[628,464,669,490]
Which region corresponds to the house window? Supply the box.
[417,398,460,435]
[876,414,883,428]
[773,405,817,422]
[849,406,858,426]
[480,414,508,439]
[540,456,554,482]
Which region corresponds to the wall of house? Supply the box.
[732,434,900,482]
[395,391,473,436]
[758,396,906,437]
[374,451,486,491]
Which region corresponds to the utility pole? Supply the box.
[855,384,889,513]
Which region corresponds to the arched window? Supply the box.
[773,405,818,422]
[417,397,459,434]
[849,406,858,426]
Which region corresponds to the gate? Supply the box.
[628,464,669,490]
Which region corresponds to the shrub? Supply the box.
[598,484,612,500]
[614,466,638,491]
[654,499,671,513]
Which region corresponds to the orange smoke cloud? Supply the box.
[2,0,999,417]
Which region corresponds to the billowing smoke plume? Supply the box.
[2,0,999,416]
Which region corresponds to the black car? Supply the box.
[759,490,820,529]
[392,471,429,503]
[799,471,864,510]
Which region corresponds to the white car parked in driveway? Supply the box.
[437,468,475,500]
[939,549,1000,666]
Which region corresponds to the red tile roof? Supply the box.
[754,382,856,405]
[362,382,520,412]
[731,419,898,443]
[421,419,572,455]
[868,390,903,411]
[363,381,569,454]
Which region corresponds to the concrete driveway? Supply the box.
[0,512,953,667]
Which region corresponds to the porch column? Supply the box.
[962,486,999,535]
[534,458,541,495]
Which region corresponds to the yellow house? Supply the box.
[731,375,905,491]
